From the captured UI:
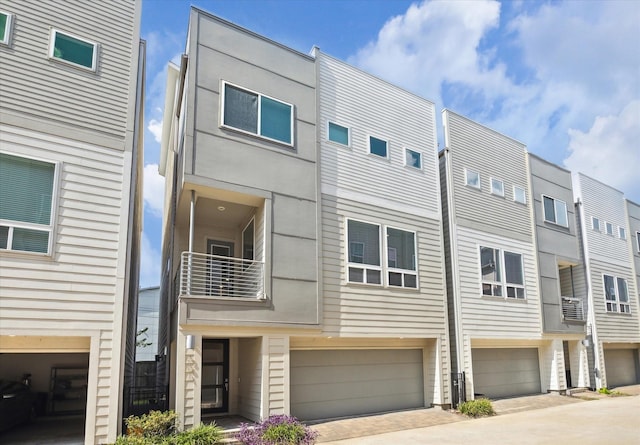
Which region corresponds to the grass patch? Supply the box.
[458,398,495,418]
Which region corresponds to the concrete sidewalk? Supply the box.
[319,395,640,444]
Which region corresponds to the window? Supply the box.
[592,217,601,232]
[404,148,422,169]
[369,136,388,158]
[0,11,14,45]
[603,274,630,313]
[636,231,640,253]
[222,82,293,145]
[618,227,626,240]
[347,220,381,285]
[49,29,98,71]
[328,122,349,146]
[386,227,417,288]
[605,222,614,236]
[480,246,525,299]
[0,152,57,254]
[242,219,254,261]
[542,195,568,227]
[490,178,504,197]
[513,186,526,204]
[465,169,480,189]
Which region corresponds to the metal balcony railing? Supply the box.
[561,296,585,321]
[179,251,265,299]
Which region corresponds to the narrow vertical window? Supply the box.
[347,220,381,285]
[592,217,601,232]
[386,227,417,288]
[605,222,614,236]
[480,246,502,297]
[465,169,480,189]
[513,186,526,204]
[618,227,626,240]
[490,178,504,197]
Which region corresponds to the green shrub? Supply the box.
[458,398,495,418]
[598,387,612,395]
[125,410,177,438]
[173,423,222,445]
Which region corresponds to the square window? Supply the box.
[347,219,381,285]
[542,195,568,227]
[491,178,504,197]
[592,217,601,232]
[0,11,14,45]
[513,186,526,204]
[328,122,349,146]
[369,136,388,158]
[619,227,626,240]
[405,148,422,169]
[605,222,614,236]
[0,152,57,255]
[49,29,98,71]
[222,82,293,145]
[465,169,480,189]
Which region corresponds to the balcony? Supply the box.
[179,251,265,299]
[561,296,585,322]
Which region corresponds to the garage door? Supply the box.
[604,349,638,387]
[472,348,541,398]
[290,349,424,421]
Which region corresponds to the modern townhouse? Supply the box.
[528,154,590,390]
[301,49,450,419]
[573,173,640,389]
[440,111,570,403]
[158,8,318,430]
[0,0,144,443]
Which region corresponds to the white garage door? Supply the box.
[290,349,424,421]
[604,349,638,387]
[472,348,541,398]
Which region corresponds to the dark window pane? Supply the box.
[11,228,48,253]
[387,228,415,270]
[617,278,628,302]
[404,274,417,288]
[543,196,556,222]
[349,267,364,283]
[328,122,349,145]
[224,84,258,134]
[504,251,523,285]
[0,14,7,41]
[260,96,291,144]
[348,220,380,266]
[405,149,421,168]
[493,285,502,297]
[367,269,381,284]
[54,32,94,68]
[603,275,616,301]
[0,226,8,249]
[480,247,500,282]
[389,272,402,286]
[369,136,387,157]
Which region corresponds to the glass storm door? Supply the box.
[201,339,229,414]
[207,240,234,297]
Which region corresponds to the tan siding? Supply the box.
[0,0,137,142]
[321,195,447,336]
[238,337,262,422]
[318,53,439,216]
[265,336,288,415]
[444,111,531,240]
[456,226,542,337]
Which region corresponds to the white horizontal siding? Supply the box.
[589,258,640,342]
[456,226,542,338]
[0,0,137,141]
[444,111,532,239]
[317,52,439,216]
[321,194,447,336]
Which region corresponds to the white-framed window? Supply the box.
[0,152,59,255]
[368,135,388,158]
[242,218,255,261]
[542,195,568,227]
[605,221,614,236]
[513,185,526,204]
[49,29,98,71]
[327,121,350,146]
[465,168,480,189]
[221,81,293,145]
[386,226,417,288]
[618,226,626,240]
[480,246,525,299]
[592,216,601,232]
[603,274,630,313]
[346,219,418,289]
[404,148,422,169]
[490,178,504,197]
[347,219,381,285]
[0,10,14,46]
[636,231,640,253]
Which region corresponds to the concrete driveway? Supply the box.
[320,395,640,444]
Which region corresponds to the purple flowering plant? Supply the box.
[235,414,318,445]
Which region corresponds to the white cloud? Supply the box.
[143,163,165,217]
[139,231,161,288]
[564,100,640,199]
[148,118,163,143]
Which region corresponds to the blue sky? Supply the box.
[138,0,640,287]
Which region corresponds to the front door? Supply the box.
[201,339,229,414]
[207,240,234,297]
